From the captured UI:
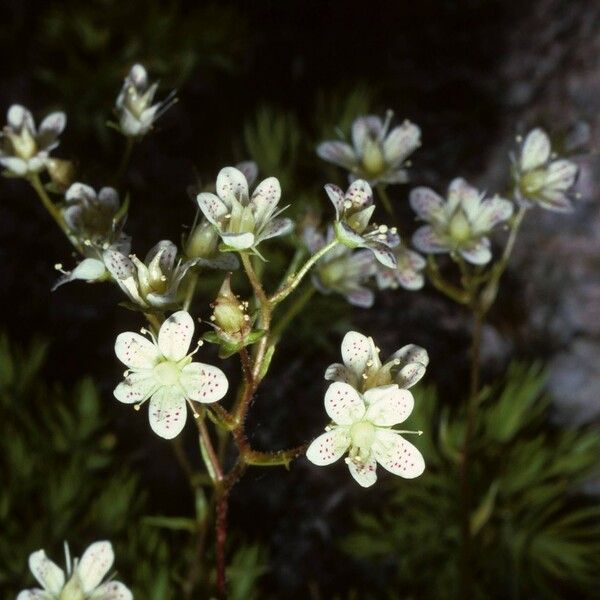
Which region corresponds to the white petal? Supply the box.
[77,541,114,594]
[114,371,158,404]
[396,268,424,291]
[448,178,480,218]
[545,159,578,191]
[65,182,96,202]
[520,128,551,171]
[324,382,366,425]
[460,238,492,265]
[364,385,414,426]
[148,386,187,439]
[115,332,161,369]
[316,141,357,169]
[197,192,229,226]
[39,111,66,138]
[250,176,281,225]
[383,122,421,165]
[324,183,345,219]
[103,249,134,280]
[128,63,148,88]
[180,362,228,403]
[341,331,372,376]
[537,189,574,212]
[8,104,34,130]
[345,287,375,308]
[118,108,143,137]
[324,363,357,386]
[373,430,425,479]
[409,187,444,220]
[216,166,248,201]
[145,240,177,276]
[235,161,258,187]
[28,550,65,595]
[345,179,373,210]
[306,428,350,465]
[396,362,427,389]
[157,310,194,361]
[334,221,365,247]
[52,258,107,291]
[351,116,382,151]
[220,231,255,250]
[91,581,132,600]
[257,217,293,242]
[390,344,429,367]
[0,156,28,175]
[412,225,449,254]
[346,457,378,487]
[16,590,48,600]
[368,242,397,269]
[98,187,120,211]
[472,197,514,233]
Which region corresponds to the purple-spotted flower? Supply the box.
[0,104,66,177]
[375,245,426,291]
[104,239,232,309]
[325,179,399,269]
[53,183,131,290]
[306,380,425,487]
[304,226,377,308]
[325,331,428,393]
[115,63,176,137]
[114,311,228,439]
[512,128,579,212]
[197,166,293,255]
[317,111,421,185]
[411,178,514,266]
[17,540,131,600]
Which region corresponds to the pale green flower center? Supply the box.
[520,169,547,195]
[448,211,471,243]
[153,360,181,385]
[361,138,385,176]
[126,87,149,119]
[8,127,37,160]
[350,420,376,454]
[59,575,85,600]
[186,222,218,258]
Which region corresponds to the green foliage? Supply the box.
[342,364,600,599]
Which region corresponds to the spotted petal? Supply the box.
[383,122,421,165]
[412,225,449,254]
[368,242,397,269]
[306,428,351,466]
[345,287,375,308]
[373,429,425,479]
[317,141,357,170]
[0,156,28,175]
[324,382,365,425]
[390,344,429,368]
[324,183,346,219]
[38,111,66,141]
[345,179,373,210]
[103,249,135,280]
[352,116,383,151]
[16,591,48,600]
[158,310,194,361]
[197,192,229,226]
[364,385,414,426]
[220,231,255,250]
[114,371,158,404]
[324,362,357,386]
[460,237,492,265]
[8,104,35,131]
[520,128,551,171]
[236,161,258,187]
[216,166,248,202]
[473,197,513,233]
[115,332,161,369]
[250,176,281,225]
[91,581,132,600]
[409,187,444,220]
[396,362,427,389]
[257,217,293,242]
[180,362,228,403]
[346,456,378,487]
[78,541,114,594]
[148,386,187,439]
[545,159,578,191]
[28,550,65,595]
[341,331,372,376]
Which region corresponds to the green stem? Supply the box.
[117,137,135,183]
[269,240,338,305]
[376,184,396,221]
[425,256,471,305]
[183,272,199,312]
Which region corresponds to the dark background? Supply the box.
[2,0,599,595]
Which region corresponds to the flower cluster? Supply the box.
[411,178,514,265]
[18,541,130,600]
[307,332,428,487]
[513,128,579,212]
[114,310,228,439]
[0,104,66,177]
[317,111,421,186]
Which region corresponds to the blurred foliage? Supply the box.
[0,333,266,597]
[342,363,600,599]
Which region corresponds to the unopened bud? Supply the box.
[212,273,249,337]
[186,221,218,259]
[47,158,75,191]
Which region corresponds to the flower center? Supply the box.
[153,360,181,386]
[520,169,547,195]
[8,127,37,160]
[448,211,471,243]
[362,138,385,176]
[59,576,85,600]
[350,420,376,453]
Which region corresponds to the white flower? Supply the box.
[410,178,514,266]
[513,128,579,212]
[325,331,428,393]
[306,381,425,487]
[304,226,377,308]
[317,111,421,186]
[115,64,176,137]
[17,540,131,600]
[197,166,293,254]
[0,104,66,177]
[375,245,426,291]
[104,239,234,309]
[114,311,228,439]
[325,179,399,269]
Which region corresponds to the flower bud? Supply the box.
[185,221,219,259]
[47,158,75,191]
[211,273,250,341]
